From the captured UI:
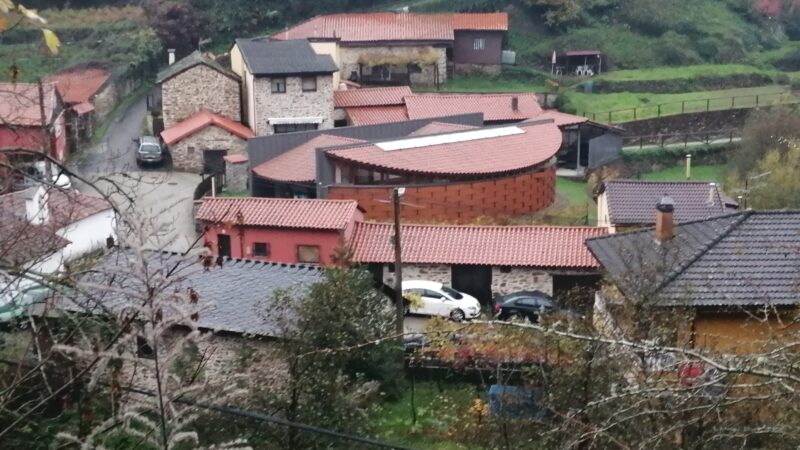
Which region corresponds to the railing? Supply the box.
[581,90,799,124]
[623,129,740,149]
[193,173,223,200]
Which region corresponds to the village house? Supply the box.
[156,50,242,130]
[0,83,67,190]
[230,38,339,136]
[586,201,800,354]
[0,184,115,316]
[48,248,323,387]
[45,65,114,144]
[274,12,509,86]
[248,114,561,222]
[594,180,737,231]
[196,197,362,265]
[352,222,607,304]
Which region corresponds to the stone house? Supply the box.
[160,110,253,174]
[156,51,242,129]
[273,12,509,86]
[230,39,338,136]
[350,222,608,305]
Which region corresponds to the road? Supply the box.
[71,95,200,253]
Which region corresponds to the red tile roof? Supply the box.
[45,67,109,105]
[160,111,254,145]
[334,86,412,108]
[327,120,561,176]
[409,122,478,136]
[196,197,360,230]
[452,13,508,30]
[252,134,364,184]
[351,222,607,268]
[537,110,588,127]
[73,102,95,115]
[345,106,408,125]
[224,154,248,164]
[755,0,800,15]
[404,93,542,122]
[0,82,59,127]
[275,12,507,43]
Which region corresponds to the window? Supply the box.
[499,266,512,273]
[271,77,286,93]
[297,245,321,263]
[387,263,395,273]
[273,123,318,134]
[301,76,317,92]
[441,286,464,300]
[423,289,445,299]
[473,38,486,50]
[253,242,270,257]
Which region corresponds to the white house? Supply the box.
[0,185,116,318]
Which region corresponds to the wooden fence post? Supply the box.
[731,97,735,108]
[682,101,685,113]
[633,108,637,120]
[657,104,661,117]
[608,111,612,123]
[756,95,759,107]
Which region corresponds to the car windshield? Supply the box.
[140,144,161,153]
[441,286,463,300]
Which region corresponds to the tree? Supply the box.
[748,139,800,208]
[144,0,204,56]
[0,1,60,54]
[729,107,800,179]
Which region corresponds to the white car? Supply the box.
[402,280,481,322]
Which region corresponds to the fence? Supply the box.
[581,91,799,124]
[193,173,224,200]
[623,129,741,149]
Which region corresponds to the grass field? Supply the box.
[598,64,777,81]
[561,85,797,123]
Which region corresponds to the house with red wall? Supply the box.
[195,197,363,265]
[0,82,67,162]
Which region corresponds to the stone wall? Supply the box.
[225,159,249,193]
[383,264,451,287]
[338,45,448,86]
[162,65,241,129]
[92,80,117,120]
[251,74,335,136]
[491,267,553,296]
[170,125,247,173]
[454,63,501,76]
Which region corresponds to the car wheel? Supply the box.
[449,308,465,322]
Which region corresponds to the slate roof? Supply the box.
[235,38,338,76]
[351,222,607,269]
[0,82,59,127]
[586,211,800,307]
[252,134,364,184]
[334,86,412,108]
[326,119,561,176]
[55,249,323,337]
[598,180,731,226]
[196,197,360,230]
[160,110,254,145]
[404,93,542,122]
[156,50,239,84]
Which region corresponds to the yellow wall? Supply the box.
[310,41,341,88]
[230,44,245,80]
[693,312,799,354]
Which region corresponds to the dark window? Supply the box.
[302,76,317,92]
[271,77,286,93]
[137,336,155,359]
[473,38,486,50]
[499,266,512,273]
[217,234,231,258]
[273,123,318,134]
[387,263,395,273]
[441,286,464,300]
[407,63,422,74]
[297,245,321,263]
[423,289,445,299]
[253,242,270,257]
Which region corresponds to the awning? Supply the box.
[267,117,324,125]
[72,102,95,115]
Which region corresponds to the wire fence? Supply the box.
[622,129,741,149]
[581,91,800,124]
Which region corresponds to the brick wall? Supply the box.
[327,167,556,223]
[170,125,247,173]
[251,74,334,135]
[162,65,241,129]
[338,46,448,85]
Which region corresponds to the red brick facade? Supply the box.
[327,167,556,223]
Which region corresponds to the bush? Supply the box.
[728,107,800,177]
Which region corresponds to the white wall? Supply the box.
[57,209,117,262]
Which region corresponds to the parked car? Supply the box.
[402,280,481,322]
[135,136,165,167]
[493,290,555,322]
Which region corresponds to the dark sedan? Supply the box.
[493,290,555,322]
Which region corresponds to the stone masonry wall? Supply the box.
[251,74,334,136]
[491,267,553,296]
[162,65,241,129]
[170,125,247,173]
[92,80,117,120]
[383,264,451,287]
[339,46,448,86]
[225,160,249,192]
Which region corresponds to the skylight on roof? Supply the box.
[376,126,524,151]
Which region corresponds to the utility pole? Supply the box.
[38,78,53,181]
[392,187,405,338]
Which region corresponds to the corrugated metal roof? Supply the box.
[276,13,454,42]
[452,13,508,30]
[351,222,606,268]
[404,93,542,122]
[160,111,253,145]
[345,106,409,125]
[196,197,360,230]
[326,120,561,176]
[252,134,364,184]
[334,86,412,108]
[0,82,59,127]
[537,110,588,127]
[408,122,478,136]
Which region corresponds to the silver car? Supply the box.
[135,136,164,166]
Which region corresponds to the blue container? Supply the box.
[488,385,545,419]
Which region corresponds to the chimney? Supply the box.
[707,182,717,205]
[511,96,519,111]
[168,48,176,65]
[655,195,674,242]
[24,185,49,225]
